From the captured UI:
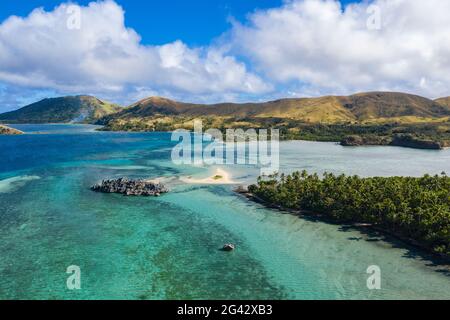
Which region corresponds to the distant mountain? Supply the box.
[102,92,450,125]
[0,124,23,135]
[101,96,356,123]
[0,95,121,124]
[2,92,449,128]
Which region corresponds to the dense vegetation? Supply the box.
[248,171,450,256]
[280,122,450,149]
[100,116,450,149]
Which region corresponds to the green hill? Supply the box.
[436,96,450,108]
[0,95,121,124]
[340,92,450,121]
[3,92,448,126]
[2,91,449,148]
[102,92,450,126]
[104,95,355,123]
[96,92,450,149]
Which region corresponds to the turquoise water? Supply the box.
[0,124,449,300]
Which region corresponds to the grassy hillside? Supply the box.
[436,96,450,108]
[0,95,121,124]
[101,92,450,126]
[340,92,450,121]
[98,92,450,149]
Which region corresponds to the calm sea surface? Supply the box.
[0,124,449,299]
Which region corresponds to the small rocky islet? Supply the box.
[0,125,23,135]
[91,178,169,197]
[340,133,445,150]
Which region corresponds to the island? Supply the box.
[0,125,23,135]
[91,178,169,196]
[245,171,450,258]
[340,133,445,150]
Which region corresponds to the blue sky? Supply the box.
[0,0,449,111]
[0,0,358,45]
[0,0,281,46]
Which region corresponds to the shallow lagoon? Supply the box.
[0,124,449,299]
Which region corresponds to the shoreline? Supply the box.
[237,189,450,265]
[4,122,449,150]
[99,127,448,151]
[0,124,23,135]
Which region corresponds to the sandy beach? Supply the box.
[180,168,236,185]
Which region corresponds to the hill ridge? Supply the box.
[106,91,450,124]
[1,91,450,125]
[0,95,121,124]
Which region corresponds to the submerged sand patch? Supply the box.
[0,175,41,194]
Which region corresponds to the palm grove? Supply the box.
[248,171,450,256]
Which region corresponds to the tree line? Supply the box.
[248,171,450,256]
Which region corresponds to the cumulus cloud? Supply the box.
[0,0,270,107]
[230,0,450,98]
[1,0,450,111]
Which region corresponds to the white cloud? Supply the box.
[1,0,450,111]
[230,0,450,98]
[0,0,270,106]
